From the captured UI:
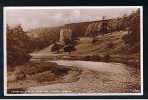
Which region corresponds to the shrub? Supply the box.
[16,62,58,75]
[83,56,91,61]
[92,38,97,44]
[51,43,63,53]
[64,43,76,54]
[29,71,57,82]
[103,54,111,62]
[91,55,101,61]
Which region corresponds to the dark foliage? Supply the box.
[92,38,97,44]
[51,43,64,53]
[83,56,91,61]
[7,25,32,66]
[64,44,76,54]
[103,54,111,62]
[83,55,101,61]
[92,55,101,61]
[122,9,140,53]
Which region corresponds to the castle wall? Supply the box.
[59,28,72,43]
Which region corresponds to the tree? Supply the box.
[51,42,63,53]
[122,9,140,53]
[7,25,32,66]
[119,14,129,30]
[100,16,109,35]
[64,42,76,54]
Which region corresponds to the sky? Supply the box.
[5,7,138,31]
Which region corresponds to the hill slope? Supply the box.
[31,30,140,68]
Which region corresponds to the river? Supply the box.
[50,60,128,74]
[27,60,140,94]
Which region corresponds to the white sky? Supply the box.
[5,7,138,31]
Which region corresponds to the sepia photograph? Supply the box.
[4,6,143,96]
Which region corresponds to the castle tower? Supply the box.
[59,25,72,44]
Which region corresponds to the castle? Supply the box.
[59,25,72,44]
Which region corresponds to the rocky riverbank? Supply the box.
[7,61,82,94]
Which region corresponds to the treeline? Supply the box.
[7,25,60,66]
[122,9,140,53]
[27,27,60,50]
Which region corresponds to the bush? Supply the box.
[51,65,70,76]
[7,25,32,66]
[51,43,63,53]
[83,56,91,61]
[15,62,58,75]
[92,38,97,44]
[91,55,101,61]
[64,44,76,54]
[103,54,111,62]
[83,55,101,61]
[15,62,71,82]
[28,71,57,82]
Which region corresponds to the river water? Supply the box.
[50,60,128,74]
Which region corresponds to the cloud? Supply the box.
[70,10,81,21]
[6,8,137,30]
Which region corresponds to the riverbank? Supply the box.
[7,61,82,94]
[7,59,140,94]
[31,53,140,69]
